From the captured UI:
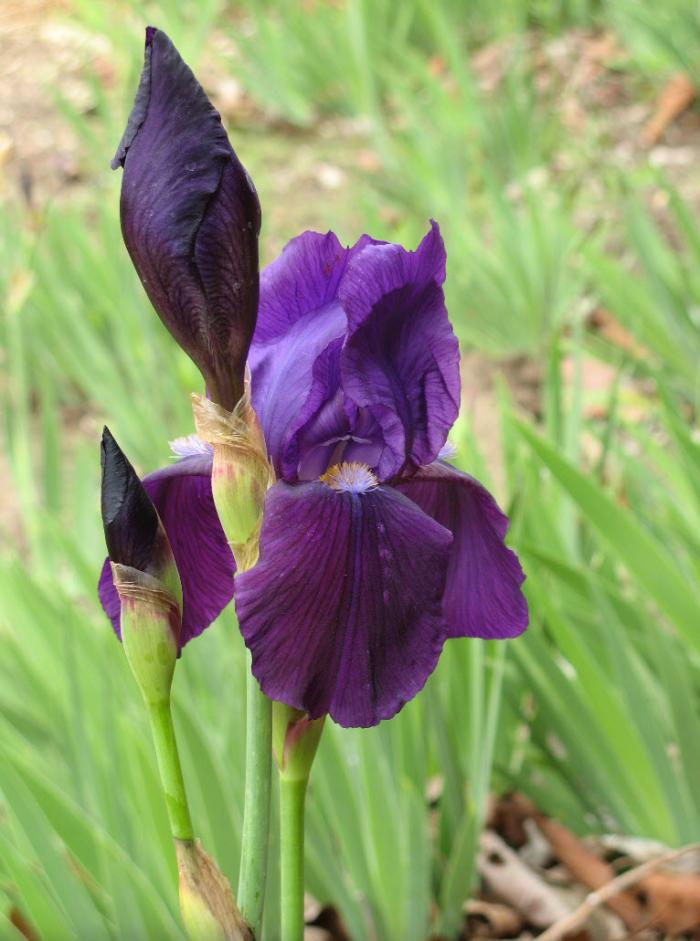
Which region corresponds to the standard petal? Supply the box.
[397,462,528,639]
[235,479,452,727]
[340,222,460,479]
[249,304,347,478]
[98,454,235,646]
[113,28,260,410]
[253,231,350,344]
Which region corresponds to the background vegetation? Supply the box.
[2,0,700,938]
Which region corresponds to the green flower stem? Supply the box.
[147,700,194,842]
[279,775,308,941]
[273,703,325,941]
[237,661,272,937]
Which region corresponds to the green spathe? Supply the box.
[112,561,180,706]
[192,390,272,573]
[272,702,325,784]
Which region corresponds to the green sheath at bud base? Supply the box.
[176,840,252,941]
[272,702,325,783]
[192,387,273,573]
[112,562,181,706]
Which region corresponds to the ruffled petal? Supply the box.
[235,478,452,727]
[397,462,528,639]
[340,222,460,479]
[253,231,351,344]
[251,231,390,478]
[98,454,235,646]
[249,304,347,478]
[284,343,384,480]
[113,28,260,410]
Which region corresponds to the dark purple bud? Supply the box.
[101,426,159,571]
[100,428,184,700]
[112,27,261,411]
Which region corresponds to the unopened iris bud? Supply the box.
[112,27,261,411]
[272,702,325,784]
[176,841,252,941]
[101,427,182,704]
[192,389,273,573]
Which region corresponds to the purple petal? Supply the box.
[113,28,260,410]
[340,222,460,479]
[277,341,384,480]
[249,304,347,479]
[397,462,528,639]
[235,479,452,727]
[253,231,351,344]
[250,231,357,477]
[98,454,235,647]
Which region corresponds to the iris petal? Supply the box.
[251,231,387,479]
[340,222,460,479]
[253,231,351,344]
[397,461,528,639]
[249,305,347,479]
[235,479,452,727]
[113,28,260,410]
[98,454,235,646]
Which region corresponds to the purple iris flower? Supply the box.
[100,222,528,727]
[100,29,527,728]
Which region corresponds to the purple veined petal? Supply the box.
[294,392,384,481]
[113,28,260,411]
[253,231,350,345]
[286,341,346,480]
[282,341,384,481]
[98,453,235,647]
[340,221,460,480]
[250,229,394,479]
[250,232,352,478]
[253,230,382,345]
[235,475,452,728]
[249,304,347,479]
[396,461,528,639]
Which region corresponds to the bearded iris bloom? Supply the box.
[100,225,528,728]
[100,29,527,730]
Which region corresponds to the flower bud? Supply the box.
[112,28,261,411]
[272,702,325,783]
[192,389,273,573]
[176,840,252,941]
[101,427,182,704]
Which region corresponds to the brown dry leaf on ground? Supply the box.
[483,793,700,941]
[643,73,697,147]
[532,813,641,928]
[478,830,571,928]
[305,895,351,941]
[640,872,700,936]
[464,899,524,937]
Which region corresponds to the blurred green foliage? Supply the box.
[2,0,700,938]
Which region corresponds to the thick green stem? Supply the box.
[279,776,307,941]
[237,663,272,937]
[147,700,194,842]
